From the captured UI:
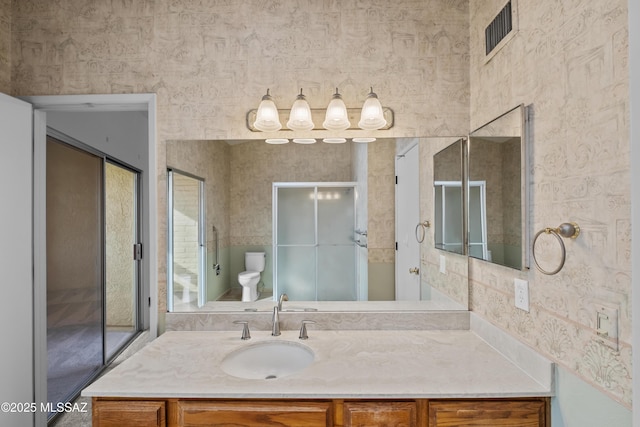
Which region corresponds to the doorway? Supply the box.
[46,134,142,417]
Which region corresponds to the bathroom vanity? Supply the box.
[84,324,553,426]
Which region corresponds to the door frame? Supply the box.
[23,93,157,426]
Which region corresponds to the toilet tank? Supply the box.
[245,252,266,272]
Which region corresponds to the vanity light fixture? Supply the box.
[322,88,350,131]
[358,87,387,130]
[287,89,315,131]
[253,89,282,132]
[247,87,394,138]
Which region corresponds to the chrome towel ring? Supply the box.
[415,220,431,243]
[532,222,580,275]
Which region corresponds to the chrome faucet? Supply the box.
[278,293,288,311]
[272,293,289,336]
[272,306,281,336]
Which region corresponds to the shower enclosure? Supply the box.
[273,183,360,301]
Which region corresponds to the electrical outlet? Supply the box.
[514,279,529,312]
[439,255,446,274]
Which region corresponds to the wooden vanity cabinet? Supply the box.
[92,397,549,427]
[428,399,548,427]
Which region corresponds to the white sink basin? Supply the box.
[220,340,315,380]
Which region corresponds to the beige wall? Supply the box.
[469,0,631,407]
[0,0,9,94]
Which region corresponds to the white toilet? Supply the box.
[238,252,266,302]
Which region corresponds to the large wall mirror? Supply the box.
[467,105,529,270]
[166,137,468,312]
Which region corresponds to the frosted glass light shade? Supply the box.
[253,89,282,132]
[358,88,387,130]
[286,89,314,131]
[322,89,350,131]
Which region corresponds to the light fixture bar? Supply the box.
[246,107,394,132]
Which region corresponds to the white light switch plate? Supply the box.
[439,255,446,274]
[514,278,529,312]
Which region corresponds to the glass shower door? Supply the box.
[317,187,356,300]
[274,183,357,301]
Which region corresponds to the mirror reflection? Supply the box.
[468,105,527,270]
[166,138,469,312]
[433,139,465,255]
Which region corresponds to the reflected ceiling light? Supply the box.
[265,138,289,144]
[322,88,350,131]
[323,137,347,144]
[287,89,314,131]
[253,89,282,132]
[352,137,376,143]
[292,138,316,144]
[358,87,387,130]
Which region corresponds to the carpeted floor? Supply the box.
[47,288,136,415]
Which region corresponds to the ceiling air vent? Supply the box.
[485,1,513,55]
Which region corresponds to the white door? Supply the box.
[0,93,35,427]
[395,144,421,300]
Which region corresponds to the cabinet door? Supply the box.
[93,400,166,427]
[428,400,547,427]
[344,401,417,427]
[175,400,332,427]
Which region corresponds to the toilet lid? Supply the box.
[238,271,260,279]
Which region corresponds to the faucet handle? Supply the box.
[233,320,251,340]
[299,320,315,340]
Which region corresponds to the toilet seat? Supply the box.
[238,271,260,280]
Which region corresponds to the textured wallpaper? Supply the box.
[0,0,9,94]
[469,0,631,407]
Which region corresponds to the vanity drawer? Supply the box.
[428,399,548,426]
[342,400,418,427]
[93,400,165,427]
[173,399,333,427]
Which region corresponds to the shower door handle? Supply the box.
[409,267,419,275]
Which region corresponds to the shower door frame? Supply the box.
[272,182,359,301]
[167,168,207,311]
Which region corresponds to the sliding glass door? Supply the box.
[46,137,104,409]
[46,135,141,419]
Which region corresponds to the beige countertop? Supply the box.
[83,328,553,399]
